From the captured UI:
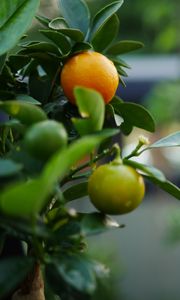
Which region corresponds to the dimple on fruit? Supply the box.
[24,120,68,160]
[60,51,119,105]
[88,163,145,215]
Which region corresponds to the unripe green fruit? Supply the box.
[24,120,68,160]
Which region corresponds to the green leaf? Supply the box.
[46,254,96,294]
[49,17,84,42]
[39,30,71,55]
[116,65,128,77]
[0,256,34,299]
[147,131,180,149]
[145,176,180,200]
[15,94,41,105]
[72,87,105,136]
[7,54,31,72]
[20,41,60,57]
[63,181,88,202]
[81,212,121,236]
[71,42,93,54]
[90,1,123,39]
[107,56,131,69]
[0,101,47,125]
[0,133,115,217]
[111,101,155,132]
[124,160,166,182]
[0,159,23,177]
[107,40,144,55]
[0,54,6,73]
[58,0,90,36]
[35,14,50,27]
[0,0,40,55]
[92,14,119,52]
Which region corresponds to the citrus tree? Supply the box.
[0,0,180,299]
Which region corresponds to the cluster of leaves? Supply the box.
[0,0,180,299]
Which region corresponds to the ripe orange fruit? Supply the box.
[60,51,119,105]
[88,163,145,215]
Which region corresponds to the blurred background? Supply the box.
[33,1,180,299]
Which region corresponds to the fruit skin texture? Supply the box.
[24,120,68,160]
[60,51,119,105]
[88,164,145,215]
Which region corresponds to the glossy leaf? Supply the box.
[49,18,84,42]
[20,41,60,56]
[58,0,90,36]
[90,1,123,39]
[0,101,47,125]
[145,176,180,200]
[111,100,155,132]
[40,30,71,54]
[72,87,105,136]
[92,14,119,52]
[107,40,144,55]
[108,56,131,69]
[81,213,121,235]
[71,42,93,54]
[15,94,41,105]
[63,181,88,202]
[0,159,23,177]
[0,0,40,55]
[35,14,50,27]
[0,256,34,299]
[46,254,96,294]
[116,65,128,77]
[147,131,180,149]
[0,133,116,217]
[124,160,166,182]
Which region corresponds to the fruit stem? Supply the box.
[111,143,122,165]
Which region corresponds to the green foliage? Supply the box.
[0,0,40,55]
[0,257,35,299]
[0,0,179,299]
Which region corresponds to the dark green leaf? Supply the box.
[40,30,71,55]
[81,213,121,236]
[112,101,155,132]
[35,14,50,27]
[20,41,60,56]
[0,0,40,55]
[0,256,34,299]
[0,159,23,177]
[116,65,128,77]
[147,131,180,149]
[90,1,123,39]
[107,40,144,55]
[72,87,105,136]
[92,14,119,52]
[124,160,166,182]
[71,42,93,54]
[58,0,90,36]
[63,181,88,202]
[0,54,6,73]
[15,94,41,105]
[47,254,96,294]
[107,56,131,69]
[7,55,31,72]
[145,176,180,200]
[49,18,84,42]
[0,101,47,125]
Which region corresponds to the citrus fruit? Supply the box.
[60,51,119,105]
[24,120,68,160]
[88,163,145,215]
